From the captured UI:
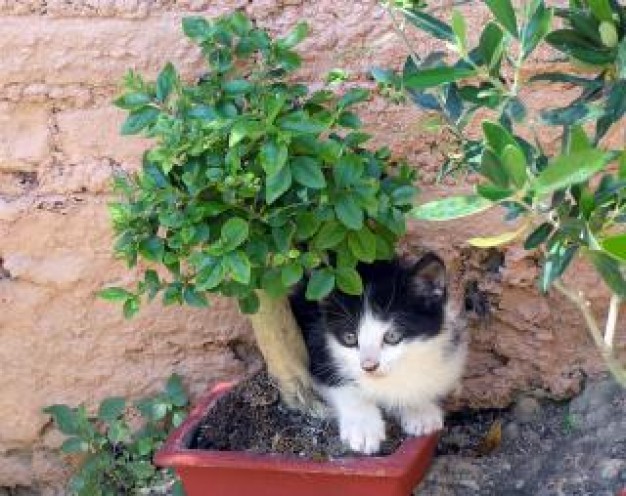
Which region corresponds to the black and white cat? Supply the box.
[290,254,466,454]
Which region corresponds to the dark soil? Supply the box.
[415,377,626,495]
[191,370,406,460]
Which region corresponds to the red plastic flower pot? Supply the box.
[155,382,439,496]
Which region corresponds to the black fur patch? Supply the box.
[289,255,447,387]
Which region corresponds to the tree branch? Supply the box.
[553,280,626,386]
[605,294,620,349]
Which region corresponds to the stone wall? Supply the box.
[0,0,623,491]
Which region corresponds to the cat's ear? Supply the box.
[410,253,446,298]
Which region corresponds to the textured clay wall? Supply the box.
[0,0,623,491]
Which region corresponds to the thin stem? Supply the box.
[605,294,620,349]
[553,280,626,386]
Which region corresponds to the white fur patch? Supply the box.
[321,385,385,454]
[399,402,443,436]
[356,303,392,371]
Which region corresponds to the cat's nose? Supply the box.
[361,359,379,372]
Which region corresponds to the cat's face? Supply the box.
[323,254,446,380]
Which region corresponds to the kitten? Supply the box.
[289,254,466,454]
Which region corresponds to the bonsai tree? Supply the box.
[101,11,417,411]
[375,0,625,383]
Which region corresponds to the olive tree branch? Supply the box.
[553,280,626,386]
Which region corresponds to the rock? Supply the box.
[512,396,541,423]
[569,379,622,415]
[598,459,624,480]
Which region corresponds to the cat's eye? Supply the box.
[383,329,403,345]
[342,331,358,347]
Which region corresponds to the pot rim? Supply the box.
[155,380,438,477]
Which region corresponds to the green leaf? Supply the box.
[403,66,476,90]
[156,62,177,102]
[314,221,347,250]
[98,397,126,423]
[335,196,364,230]
[336,267,363,295]
[265,166,292,204]
[338,88,369,108]
[123,297,140,319]
[295,212,322,240]
[165,374,188,407]
[596,81,626,141]
[183,286,209,308]
[138,236,164,262]
[223,79,254,95]
[476,183,513,201]
[60,437,88,454]
[545,29,615,65]
[196,261,225,291]
[587,0,614,22]
[533,150,615,196]
[291,156,326,189]
[481,149,509,188]
[261,269,288,298]
[277,112,326,134]
[281,263,304,287]
[400,8,455,42]
[238,292,260,314]
[522,2,553,58]
[540,241,577,292]
[98,287,132,302]
[451,10,468,53]
[43,405,79,435]
[182,16,211,40]
[411,195,494,221]
[617,38,626,79]
[272,223,295,252]
[601,234,626,263]
[540,102,604,126]
[588,251,626,297]
[482,120,518,157]
[114,92,152,110]
[229,120,263,147]
[524,222,553,250]
[260,138,288,176]
[479,22,505,68]
[224,251,251,284]
[107,419,131,444]
[348,227,377,262]
[221,218,249,252]
[390,185,416,206]
[567,125,592,154]
[278,21,309,49]
[484,0,518,38]
[121,107,159,135]
[335,154,365,188]
[502,144,527,188]
[305,269,335,300]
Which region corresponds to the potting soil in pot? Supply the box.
[191,370,406,460]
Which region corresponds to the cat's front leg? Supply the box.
[398,401,443,436]
[322,386,385,454]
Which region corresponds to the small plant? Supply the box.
[43,375,188,496]
[376,0,625,383]
[102,11,417,410]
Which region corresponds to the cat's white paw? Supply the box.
[339,413,385,454]
[400,405,443,436]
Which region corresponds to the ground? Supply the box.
[416,376,626,495]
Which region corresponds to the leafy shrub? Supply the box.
[43,375,188,496]
[102,11,417,317]
[377,0,625,383]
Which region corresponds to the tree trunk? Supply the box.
[247,291,325,415]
